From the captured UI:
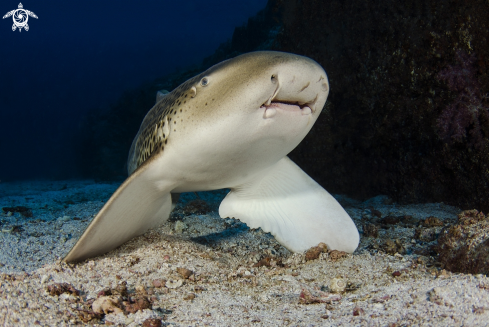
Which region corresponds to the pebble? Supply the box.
[142,318,163,327]
[353,306,365,316]
[329,278,347,293]
[174,221,188,233]
[184,293,196,300]
[92,296,123,314]
[152,279,165,288]
[135,284,146,293]
[57,216,71,222]
[305,246,322,261]
[165,279,183,289]
[176,267,193,279]
[373,303,384,309]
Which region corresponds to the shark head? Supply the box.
[182,51,329,168]
[197,51,328,117]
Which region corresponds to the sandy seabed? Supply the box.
[0,180,488,326]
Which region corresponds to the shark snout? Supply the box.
[266,71,327,114]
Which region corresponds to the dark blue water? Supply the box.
[0,0,267,181]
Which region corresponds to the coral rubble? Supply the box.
[436,209,489,275]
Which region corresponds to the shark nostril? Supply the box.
[321,82,329,92]
[271,74,277,84]
[299,82,310,92]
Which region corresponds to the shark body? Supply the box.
[64,51,359,263]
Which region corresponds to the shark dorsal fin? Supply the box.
[156,90,170,104]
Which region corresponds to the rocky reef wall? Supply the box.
[274,0,489,211]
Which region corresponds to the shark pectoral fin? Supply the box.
[219,157,359,253]
[63,167,173,263]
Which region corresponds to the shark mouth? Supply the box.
[261,96,318,119]
[260,82,319,119]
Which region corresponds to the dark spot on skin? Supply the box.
[180,109,182,112]
[165,140,168,144]
[184,101,186,104]
[174,129,176,132]
[185,94,187,98]
[174,121,176,124]
[205,103,207,106]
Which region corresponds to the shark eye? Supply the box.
[271,74,277,84]
[200,77,209,87]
